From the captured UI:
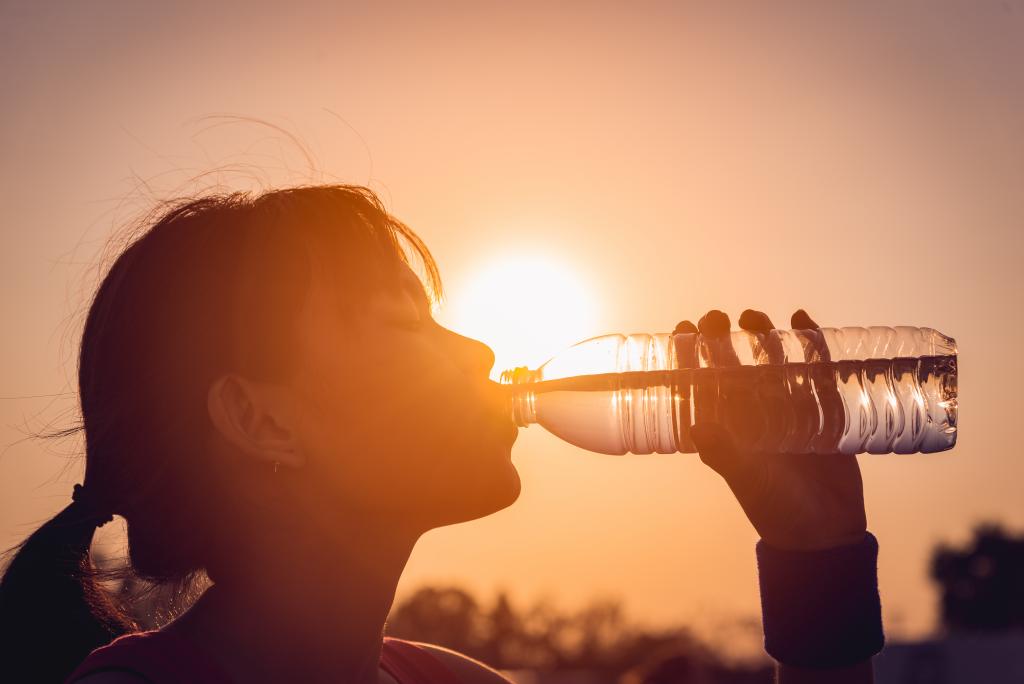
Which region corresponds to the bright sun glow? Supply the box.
[440,253,599,380]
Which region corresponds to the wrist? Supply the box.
[757,531,884,669]
[762,529,868,552]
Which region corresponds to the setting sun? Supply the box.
[440,253,599,379]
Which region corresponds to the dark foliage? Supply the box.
[385,586,772,682]
[931,523,1024,632]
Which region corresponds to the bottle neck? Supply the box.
[500,367,539,426]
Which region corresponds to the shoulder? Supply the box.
[65,629,227,684]
[406,642,513,684]
[69,673,150,684]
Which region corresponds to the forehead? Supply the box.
[304,259,428,323]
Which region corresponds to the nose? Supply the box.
[446,328,495,377]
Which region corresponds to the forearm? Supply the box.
[776,660,873,684]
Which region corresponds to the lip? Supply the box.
[505,421,519,445]
[490,414,519,446]
[479,382,517,445]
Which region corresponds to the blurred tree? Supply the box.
[386,586,487,657]
[481,591,531,666]
[385,585,771,681]
[931,523,1024,632]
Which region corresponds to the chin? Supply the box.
[492,461,522,510]
[434,459,522,528]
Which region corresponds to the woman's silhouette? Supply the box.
[0,185,881,683]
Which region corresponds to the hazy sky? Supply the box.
[2,1,1022,655]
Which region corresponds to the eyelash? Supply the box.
[389,288,431,331]
[393,312,430,331]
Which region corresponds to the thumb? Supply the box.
[692,422,747,481]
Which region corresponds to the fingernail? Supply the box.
[674,320,698,334]
[739,309,773,333]
[698,310,731,337]
[791,309,816,330]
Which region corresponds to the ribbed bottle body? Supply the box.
[502,326,957,456]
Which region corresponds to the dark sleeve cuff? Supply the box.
[756,532,884,669]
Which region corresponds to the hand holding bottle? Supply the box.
[681,309,867,551]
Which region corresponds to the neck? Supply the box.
[170,519,420,684]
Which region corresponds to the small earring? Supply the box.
[273,461,280,474]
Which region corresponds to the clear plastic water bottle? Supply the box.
[501,326,958,456]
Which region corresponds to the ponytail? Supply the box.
[0,488,134,683]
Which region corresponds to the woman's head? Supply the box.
[0,185,520,679]
[85,184,519,574]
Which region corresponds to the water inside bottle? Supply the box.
[510,354,957,455]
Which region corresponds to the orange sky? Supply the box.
[2,1,1022,656]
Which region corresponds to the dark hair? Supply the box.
[0,185,441,682]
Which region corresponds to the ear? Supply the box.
[207,374,305,470]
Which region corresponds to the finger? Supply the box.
[790,309,830,363]
[673,319,699,334]
[790,309,819,330]
[673,319,700,371]
[697,310,740,367]
[740,309,783,365]
[697,309,731,337]
[738,309,775,332]
[789,310,837,450]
